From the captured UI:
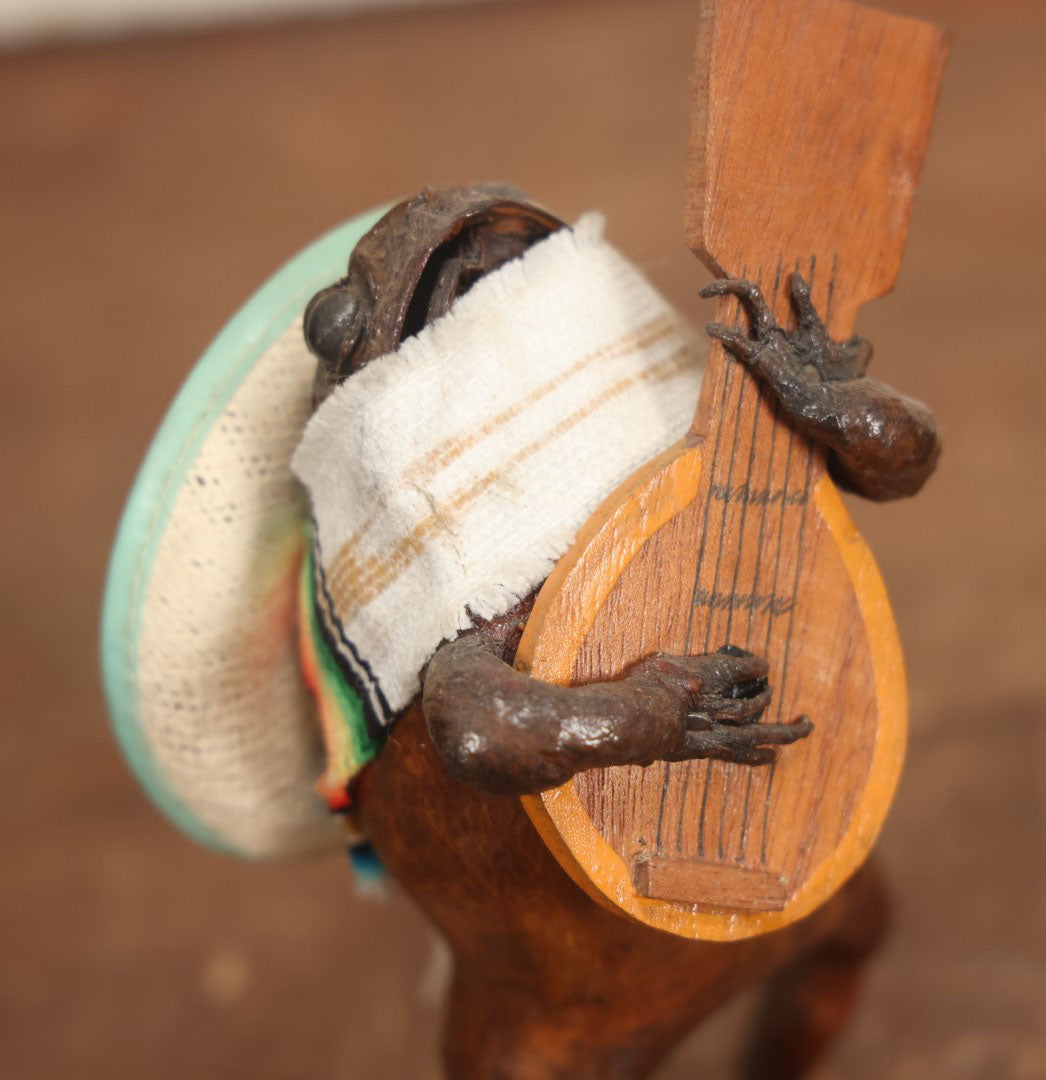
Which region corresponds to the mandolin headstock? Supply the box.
[685,0,948,337]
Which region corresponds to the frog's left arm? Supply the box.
[702,275,941,502]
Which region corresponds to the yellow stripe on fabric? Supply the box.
[326,345,695,622]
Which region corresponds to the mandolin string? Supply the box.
[732,259,784,863]
[666,353,734,853]
[745,258,804,867]
[756,254,837,867]
[669,272,751,859]
[714,262,777,861]
[760,443,815,865]
[692,289,752,860]
[825,253,838,332]
[694,369,748,857]
[758,256,819,867]
[658,296,739,855]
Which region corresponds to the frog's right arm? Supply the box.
[421,626,804,797]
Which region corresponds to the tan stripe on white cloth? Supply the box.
[291,213,705,725]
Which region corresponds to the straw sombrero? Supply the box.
[101,207,388,859]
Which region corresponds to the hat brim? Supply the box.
[101,206,389,858]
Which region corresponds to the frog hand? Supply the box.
[699,275,940,501]
[630,644,812,767]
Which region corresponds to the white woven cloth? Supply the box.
[292,214,705,726]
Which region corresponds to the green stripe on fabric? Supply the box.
[303,542,379,770]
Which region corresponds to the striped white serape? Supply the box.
[291,214,705,728]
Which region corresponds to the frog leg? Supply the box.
[740,857,891,1080]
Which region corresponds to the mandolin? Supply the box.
[515,0,948,941]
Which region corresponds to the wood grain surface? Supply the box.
[516,0,947,939]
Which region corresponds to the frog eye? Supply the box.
[303,286,365,374]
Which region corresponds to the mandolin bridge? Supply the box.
[633,855,787,912]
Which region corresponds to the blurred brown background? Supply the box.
[1,0,1043,1076]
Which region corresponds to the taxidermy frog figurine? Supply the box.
[104,3,946,1072]
[297,183,939,1079]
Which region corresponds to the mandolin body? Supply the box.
[515,419,907,941]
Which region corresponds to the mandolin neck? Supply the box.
[684,0,947,453]
[688,259,856,529]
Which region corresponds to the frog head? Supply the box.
[303,184,563,403]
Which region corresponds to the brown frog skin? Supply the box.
[303,183,939,799]
[301,184,936,1079]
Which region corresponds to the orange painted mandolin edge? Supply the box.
[515,444,907,941]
